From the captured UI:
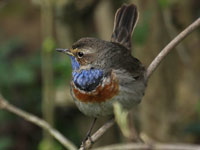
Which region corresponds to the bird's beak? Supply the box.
[56,48,74,56]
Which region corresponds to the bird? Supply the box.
[56,3,146,144]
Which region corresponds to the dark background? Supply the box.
[0,0,200,149]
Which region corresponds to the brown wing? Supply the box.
[111,4,139,50]
[101,42,145,80]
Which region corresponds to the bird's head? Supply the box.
[56,37,112,71]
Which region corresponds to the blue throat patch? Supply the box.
[70,56,80,70]
[70,56,103,91]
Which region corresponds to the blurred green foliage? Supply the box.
[184,99,200,139]
[0,38,40,104]
[133,11,151,45]
[0,38,36,87]
[158,0,171,9]
[42,37,56,53]
[38,139,63,150]
[0,137,13,150]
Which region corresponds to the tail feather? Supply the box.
[111,4,138,50]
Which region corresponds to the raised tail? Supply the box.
[111,4,138,50]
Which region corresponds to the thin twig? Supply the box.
[79,118,115,150]
[92,143,200,150]
[145,18,200,81]
[0,97,77,150]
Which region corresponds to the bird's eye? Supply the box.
[77,52,84,58]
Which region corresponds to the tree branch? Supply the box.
[145,17,200,81]
[0,97,77,150]
[92,143,200,150]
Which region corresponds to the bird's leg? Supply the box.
[82,117,97,145]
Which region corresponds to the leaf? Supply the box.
[113,102,130,138]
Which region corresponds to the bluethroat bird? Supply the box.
[57,3,146,143]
